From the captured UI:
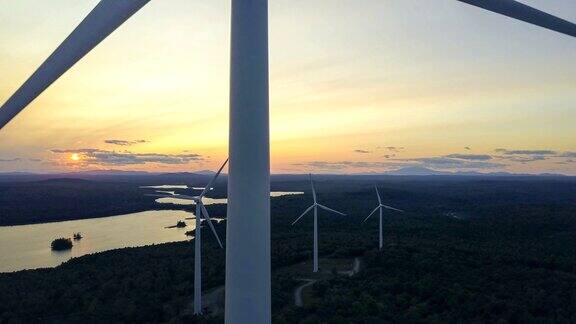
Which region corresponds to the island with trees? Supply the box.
[50,238,73,251]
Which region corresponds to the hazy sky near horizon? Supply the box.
[0,0,575,174]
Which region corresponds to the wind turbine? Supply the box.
[150,159,227,315]
[292,174,346,273]
[363,186,404,250]
[0,1,574,323]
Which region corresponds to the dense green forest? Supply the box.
[277,208,576,323]
[0,177,575,323]
[0,179,161,225]
[2,174,575,226]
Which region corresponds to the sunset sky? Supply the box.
[0,0,575,175]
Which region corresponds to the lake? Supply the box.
[154,191,303,205]
[0,189,302,273]
[0,210,195,273]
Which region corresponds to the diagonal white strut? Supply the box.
[0,0,151,130]
[457,0,576,37]
[148,160,226,316]
[292,205,315,226]
[317,204,346,216]
[149,164,225,316]
[363,206,380,224]
[0,1,574,133]
[199,158,229,198]
[194,165,226,315]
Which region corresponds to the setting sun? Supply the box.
[70,153,80,161]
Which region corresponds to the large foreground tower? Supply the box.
[226,1,271,323]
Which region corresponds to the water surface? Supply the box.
[156,191,303,205]
[0,189,303,273]
[0,210,195,273]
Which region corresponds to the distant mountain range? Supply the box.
[354,166,567,177]
[0,166,569,183]
[68,169,154,176]
[0,169,222,184]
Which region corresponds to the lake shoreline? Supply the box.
[0,191,301,272]
[0,239,194,275]
[0,209,200,273]
[0,204,197,227]
[0,190,301,227]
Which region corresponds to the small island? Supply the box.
[51,238,73,251]
[73,233,83,240]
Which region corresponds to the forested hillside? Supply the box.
[1,178,575,323]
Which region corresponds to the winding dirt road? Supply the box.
[294,257,361,307]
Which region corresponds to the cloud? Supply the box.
[295,149,576,173]
[380,146,405,152]
[51,149,100,154]
[492,149,565,164]
[444,154,493,161]
[51,148,202,166]
[294,161,348,170]
[28,158,42,162]
[403,157,504,170]
[296,147,576,174]
[104,139,149,146]
[496,155,548,163]
[559,152,576,158]
[0,158,21,162]
[295,156,505,172]
[464,147,471,151]
[293,161,404,171]
[495,149,557,156]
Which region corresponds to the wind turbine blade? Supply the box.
[0,0,151,130]
[309,174,317,204]
[375,186,382,205]
[363,206,380,223]
[291,205,314,225]
[382,204,404,213]
[200,203,223,249]
[457,0,576,38]
[199,158,229,198]
[317,204,346,216]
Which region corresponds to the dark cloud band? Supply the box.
[51,148,202,166]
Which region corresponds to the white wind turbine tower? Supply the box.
[0,1,574,323]
[150,159,227,315]
[363,186,404,251]
[292,174,346,273]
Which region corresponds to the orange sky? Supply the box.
[0,0,575,175]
